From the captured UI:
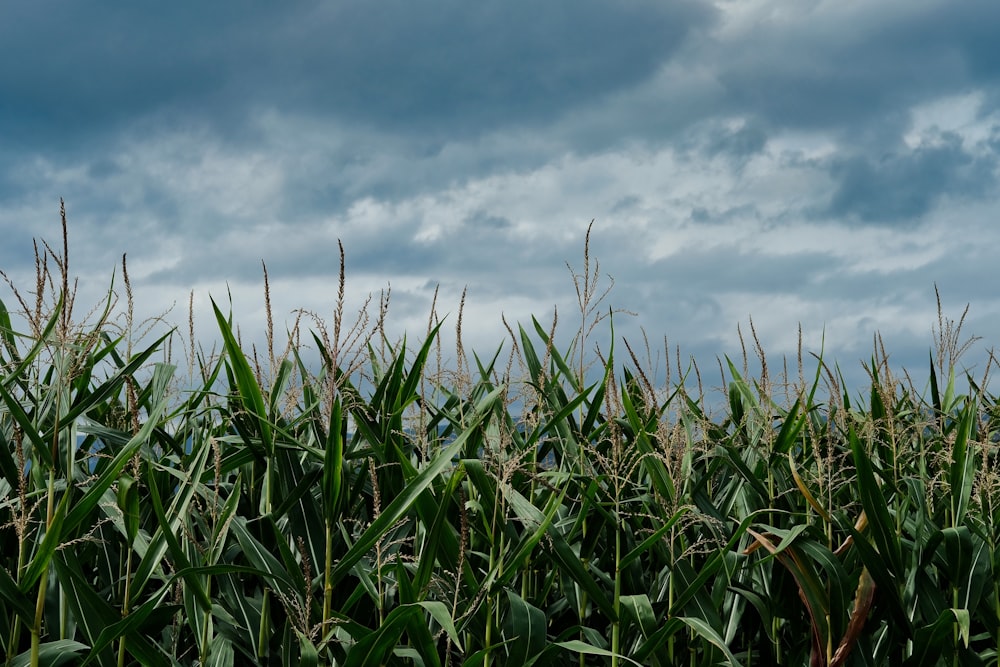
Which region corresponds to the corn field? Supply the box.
[2,211,1000,666]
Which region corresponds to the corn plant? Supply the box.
[1,207,998,666]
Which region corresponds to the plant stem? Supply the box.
[611,510,621,667]
[117,549,134,667]
[323,518,334,643]
[32,469,58,667]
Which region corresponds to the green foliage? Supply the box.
[2,219,1000,666]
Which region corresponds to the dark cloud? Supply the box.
[688,203,759,225]
[987,123,1000,155]
[0,4,264,150]
[283,1,712,132]
[0,0,712,150]
[0,222,37,270]
[825,133,996,223]
[463,210,511,231]
[712,2,1000,135]
[704,122,768,159]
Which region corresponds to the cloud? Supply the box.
[704,121,769,160]
[0,0,714,151]
[825,132,997,224]
[4,0,1000,402]
[707,1,1000,136]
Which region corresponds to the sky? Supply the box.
[2,1,1000,402]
